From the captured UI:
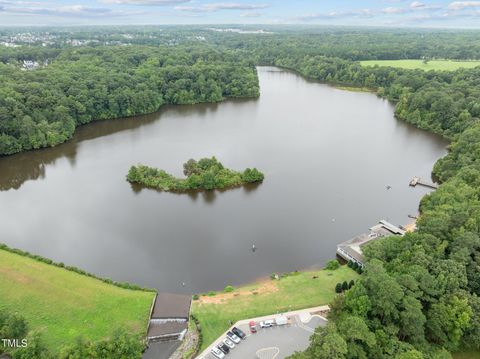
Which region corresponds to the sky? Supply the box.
[0,0,479,27]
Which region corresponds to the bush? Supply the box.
[335,283,343,293]
[192,294,199,301]
[352,262,359,270]
[224,286,234,293]
[349,280,355,289]
[270,273,278,280]
[342,281,349,291]
[347,260,353,268]
[326,259,340,270]
[207,291,216,297]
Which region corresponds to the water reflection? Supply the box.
[0,100,253,192]
[129,181,262,203]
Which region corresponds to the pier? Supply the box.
[409,176,438,189]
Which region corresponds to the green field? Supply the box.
[0,249,155,351]
[192,266,358,350]
[360,59,480,71]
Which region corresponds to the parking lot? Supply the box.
[201,315,327,359]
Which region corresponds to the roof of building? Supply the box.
[337,220,405,264]
[147,321,188,339]
[151,293,192,319]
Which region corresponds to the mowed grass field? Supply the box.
[0,249,155,351]
[360,59,480,71]
[192,266,358,350]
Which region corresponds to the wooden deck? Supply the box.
[409,176,438,189]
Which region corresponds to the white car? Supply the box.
[211,347,225,359]
[226,331,241,344]
[223,337,235,349]
[260,320,275,328]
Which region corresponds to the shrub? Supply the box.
[342,281,349,291]
[192,294,199,301]
[207,291,216,297]
[224,285,234,293]
[270,273,278,280]
[335,283,343,293]
[349,280,355,289]
[347,260,353,268]
[326,259,340,270]
[352,262,359,270]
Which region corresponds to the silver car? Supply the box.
[211,347,225,359]
[223,337,235,349]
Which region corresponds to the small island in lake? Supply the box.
[127,157,264,192]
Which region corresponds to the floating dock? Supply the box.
[409,176,438,189]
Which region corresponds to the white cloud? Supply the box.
[175,2,269,13]
[100,0,190,5]
[240,11,262,17]
[382,6,409,13]
[410,1,426,8]
[0,3,143,17]
[448,1,480,10]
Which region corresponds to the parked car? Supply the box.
[226,331,241,344]
[249,321,257,333]
[223,337,235,349]
[231,326,246,339]
[211,347,225,359]
[260,319,275,328]
[218,344,230,355]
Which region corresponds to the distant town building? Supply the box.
[22,60,40,70]
[336,220,406,267]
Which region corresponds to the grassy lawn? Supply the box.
[0,249,155,352]
[360,59,480,71]
[192,266,358,350]
[453,351,480,359]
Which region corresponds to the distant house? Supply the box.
[336,220,406,267]
[147,293,192,343]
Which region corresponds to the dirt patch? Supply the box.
[197,279,279,305]
[0,266,33,285]
[404,220,417,232]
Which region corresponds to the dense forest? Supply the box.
[1,26,480,358]
[127,157,264,192]
[0,45,259,155]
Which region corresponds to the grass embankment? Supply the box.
[0,249,155,352]
[360,59,480,71]
[192,266,358,351]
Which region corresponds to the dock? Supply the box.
[409,176,438,189]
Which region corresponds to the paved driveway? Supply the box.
[203,316,326,359]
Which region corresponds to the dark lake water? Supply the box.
[0,67,448,293]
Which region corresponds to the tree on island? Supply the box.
[127,157,264,193]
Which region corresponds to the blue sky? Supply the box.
[0,0,479,27]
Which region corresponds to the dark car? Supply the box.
[218,344,230,354]
[231,326,246,339]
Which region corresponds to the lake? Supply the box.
[0,67,448,293]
